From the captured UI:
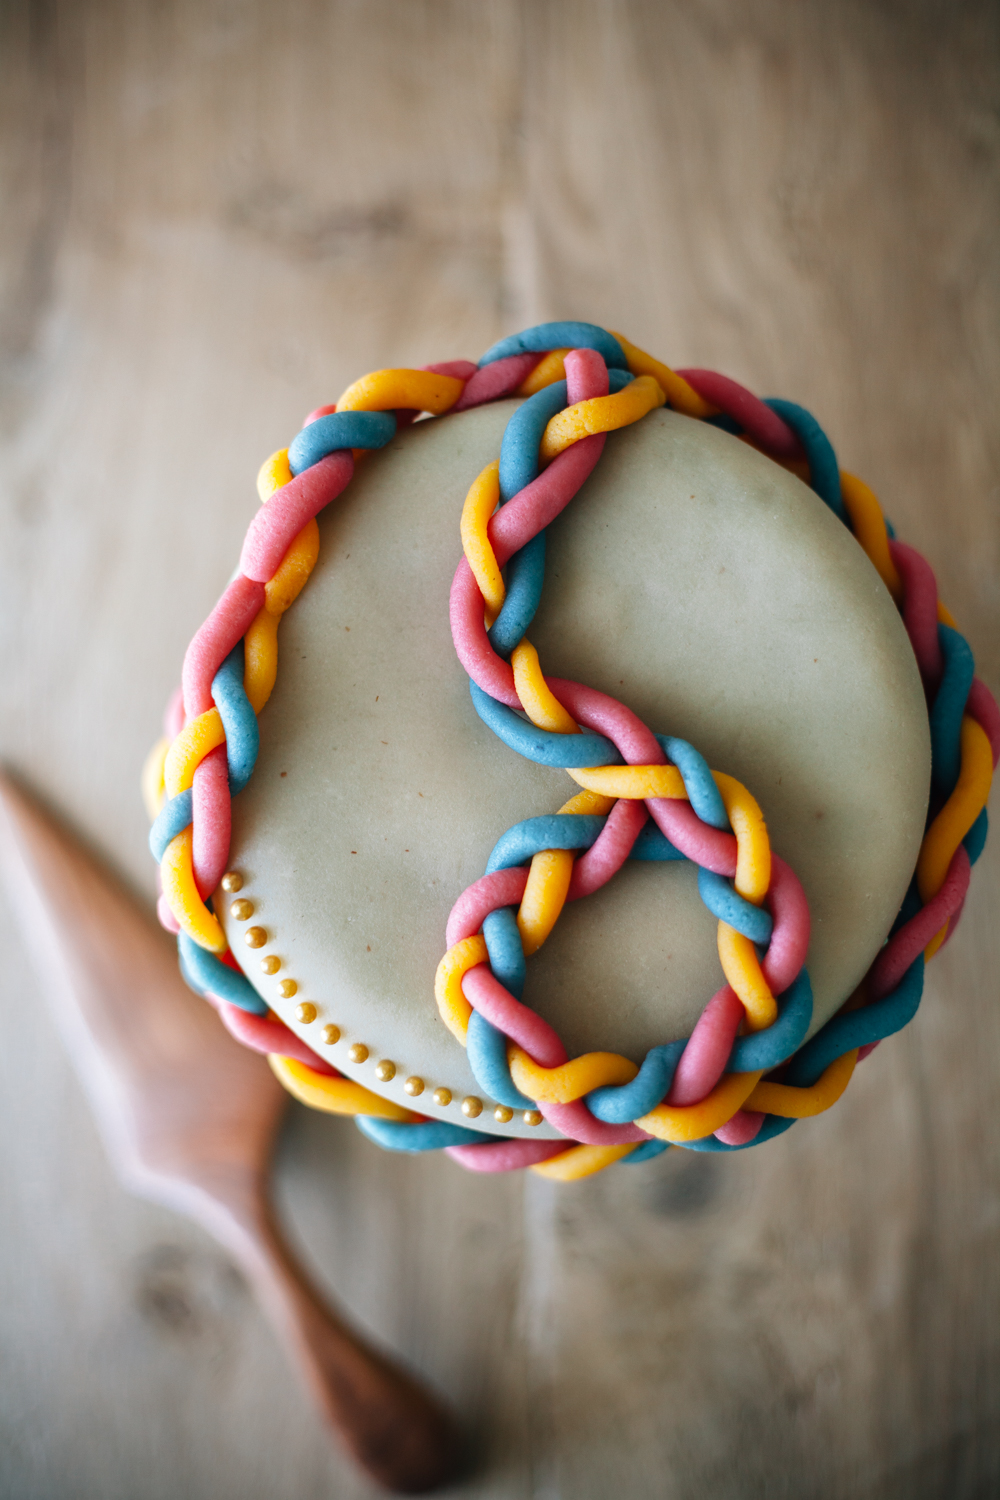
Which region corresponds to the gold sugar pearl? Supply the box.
[523,1110,543,1127]
[220,872,243,893]
[494,1105,514,1124]
[374,1060,396,1082]
[432,1087,452,1107]
[461,1096,483,1119]
[244,926,267,948]
[404,1076,424,1097]
[295,1002,317,1024]
[229,898,254,921]
[277,979,298,999]
[321,1024,340,1045]
[260,955,281,975]
[348,1043,369,1065]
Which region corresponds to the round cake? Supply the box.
[143,322,998,1181]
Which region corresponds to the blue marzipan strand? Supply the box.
[468,908,535,1105]
[178,931,267,1014]
[488,533,547,658]
[150,643,259,866]
[483,906,526,997]
[629,822,685,859]
[149,788,193,862]
[655,735,728,828]
[211,645,259,795]
[499,381,569,500]
[931,625,975,799]
[587,1042,686,1124]
[697,866,773,943]
[763,398,846,524]
[486,814,608,874]
[784,957,924,1087]
[287,409,396,474]
[726,970,813,1070]
[355,1116,495,1152]
[469,681,620,766]
[479,322,629,371]
[467,1010,536,1110]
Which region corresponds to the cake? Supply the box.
[143,321,998,1183]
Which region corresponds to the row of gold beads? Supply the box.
[220,873,543,1127]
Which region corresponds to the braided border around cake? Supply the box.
[142,321,998,1182]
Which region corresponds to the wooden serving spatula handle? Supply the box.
[218,1190,460,1493]
[0,771,460,1494]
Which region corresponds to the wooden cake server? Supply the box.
[0,771,459,1494]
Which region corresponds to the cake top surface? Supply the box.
[218,397,930,1137]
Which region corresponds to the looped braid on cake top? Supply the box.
[143,321,999,1184]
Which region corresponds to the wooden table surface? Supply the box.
[1,3,997,1496]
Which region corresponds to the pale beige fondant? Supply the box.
[219,400,930,1139]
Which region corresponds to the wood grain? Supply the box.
[0,1,997,1496]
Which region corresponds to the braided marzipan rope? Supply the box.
[144,322,998,1183]
[430,348,809,1171]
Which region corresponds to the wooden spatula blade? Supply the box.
[0,769,283,1203]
